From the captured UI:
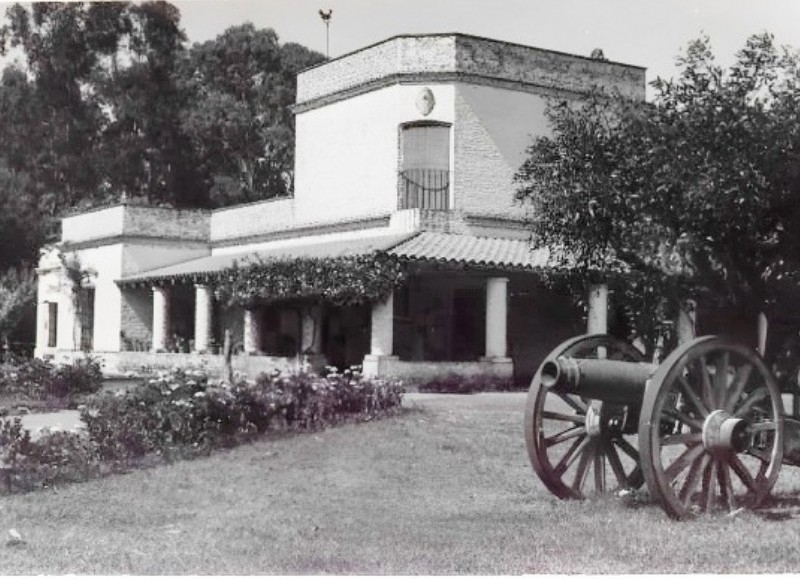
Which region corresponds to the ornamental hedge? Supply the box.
[213,252,406,307]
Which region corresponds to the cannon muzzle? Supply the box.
[542,356,657,405]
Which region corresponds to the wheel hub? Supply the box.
[702,409,749,454]
[585,404,602,438]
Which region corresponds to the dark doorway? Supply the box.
[451,288,485,361]
[79,287,95,351]
[324,305,370,370]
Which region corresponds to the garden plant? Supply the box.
[0,366,403,494]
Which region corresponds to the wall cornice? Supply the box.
[293,72,597,114]
[211,215,393,249]
[61,235,209,252]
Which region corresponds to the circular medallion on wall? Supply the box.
[416,87,435,116]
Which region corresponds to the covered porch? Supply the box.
[112,232,578,383]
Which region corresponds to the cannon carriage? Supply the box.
[524,333,800,519]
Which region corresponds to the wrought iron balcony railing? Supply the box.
[398,168,450,210]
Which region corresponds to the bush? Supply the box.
[0,367,404,494]
[80,367,404,467]
[0,417,102,492]
[82,369,220,463]
[11,430,101,492]
[0,354,104,401]
[47,358,104,398]
[416,373,517,394]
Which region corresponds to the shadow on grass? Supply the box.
[616,489,800,521]
[754,492,800,521]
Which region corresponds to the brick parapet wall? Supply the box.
[297,34,645,106]
[123,205,209,241]
[454,35,645,100]
[298,36,456,103]
[61,204,210,245]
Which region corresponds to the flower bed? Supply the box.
[0,368,404,493]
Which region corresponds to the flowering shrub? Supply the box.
[0,417,31,481]
[80,367,404,466]
[0,365,405,495]
[82,369,220,463]
[10,430,101,492]
[0,355,104,400]
[0,418,101,492]
[0,368,403,495]
[46,358,105,398]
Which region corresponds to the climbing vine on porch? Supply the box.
[212,252,406,307]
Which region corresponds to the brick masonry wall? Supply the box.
[62,204,209,244]
[297,34,645,106]
[120,286,153,350]
[454,35,645,100]
[454,84,547,218]
[123,205,209,241]
[89,351,299,378]
[298,36,456,103]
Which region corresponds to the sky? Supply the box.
[1,0,800,99]
[171,0,800,99]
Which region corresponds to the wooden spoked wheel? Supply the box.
[639,336,784,519]
[525,334,647,499]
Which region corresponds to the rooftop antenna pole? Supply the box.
[319,9,332,58]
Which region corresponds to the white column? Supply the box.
[152,286,169,352]
[35,302,49,352]
[676,300,696,345]
[300,305,323,354]
[243,308,261,354]
[370,292,394,356]
[194,284,213,353]
[485,277,509,358]
[363,293,398,377]
[587,284,608,334]
[757,312,768,356]
[314,305,324,354]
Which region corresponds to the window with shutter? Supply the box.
[398,122,451,210]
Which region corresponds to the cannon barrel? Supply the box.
[541,357,657,405]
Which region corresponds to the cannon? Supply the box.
[523,334,800,519]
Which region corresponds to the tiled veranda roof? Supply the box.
[117,231,549,285]
[118,232,417,285]
[391,232,550,270]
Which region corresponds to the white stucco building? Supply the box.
[35,33,645,383]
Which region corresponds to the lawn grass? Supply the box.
[2,392,800,573]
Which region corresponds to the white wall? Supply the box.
[61,206,125,244]
[72,244,125,352]
[35,239,211,355]
[35,244,124,354]
[121,243,209,277]
[293,83,456,224]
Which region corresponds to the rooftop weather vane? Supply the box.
[319,9,332,58]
